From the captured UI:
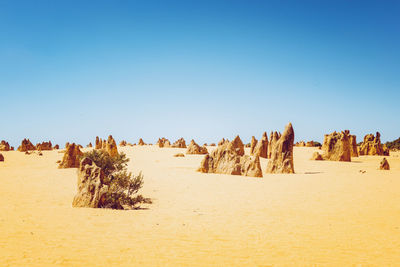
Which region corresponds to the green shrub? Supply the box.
[313,141,322,147]
[83,149,151,209]
[386,137,400,150]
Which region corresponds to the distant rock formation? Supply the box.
[266,123,295,174]
[138,138,145,146]
[359,132,389,156]
[87,142,93,148]
[295,141,306,147]
[65,142,70,149]
[17,138,36,152]
[0,141,10,151]
[198,136,262,177]
[296,141,319,147]
[157,137,171,148]
[58,143,83,168]
[54,144,60,149]
[321,130,351,162]
[173,153,185,157]
[0,140,11,151]
[380,158,390,170]
[252,132,268,158]
[210,143,216,146]
[36,141,52,151]
[119,140,127,147]
[105,135,118,157]
[349,135,358,157]
[306,141,314,147]
[310,152,323,160]
[186,140,208,154]
[72,157,108,208]
[172,138,187,148]
[0,153,4,162]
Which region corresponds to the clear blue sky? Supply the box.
[1,0,399,147]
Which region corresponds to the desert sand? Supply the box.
[1,146,400,266]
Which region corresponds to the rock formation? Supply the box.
[72,156,149,210]
[383,145,390,156]
[95,136,103,149]
[138,138,145,146]
[268,132,280,158]
[230,135,245,156]
[54,144,60,149]
[0,140,11,151]
[173,153,185,157]
[87,143,93,148]
[250,136,257,155]
[349,135,358,157]
[252,132,268,158]
[165,140,171,147]
[0,153,4,162]
[210,143,216,146]
[72,157,109,208]
[321,130,351,162]
[17,139,36,152]
[295,141,306,147]
[65,142,70,149]
[310,152,323,160]
[306,141,314,147]
[119,140,127,147]
[105,135,118,157]
[218,138,227,146]
[157,138,171,148]
[186,140,208,155]
[172,138,187,148]
[266,123,295,174]
[295,140,317,147]
[198,136,262,177]
[58,143,83,168]
[36,141,52,151]
[359,132,389,156]
[380,158,390,170]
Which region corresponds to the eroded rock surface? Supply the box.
[266,123,295,174]
[58,143,83,168]
[321,130,351,162]
[186,140,208,155]
[198,136,262,177]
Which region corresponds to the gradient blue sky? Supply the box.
[1,0,399,146]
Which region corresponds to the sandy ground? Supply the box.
[1,146,400,266]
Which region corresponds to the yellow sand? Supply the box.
[1,146,399,266]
